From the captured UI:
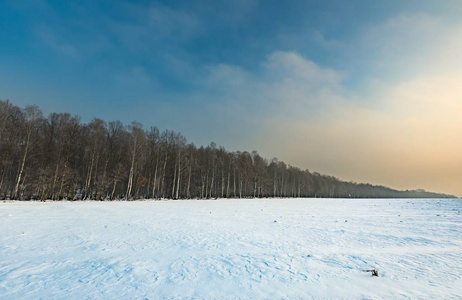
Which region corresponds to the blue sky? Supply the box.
[1,0,462,195]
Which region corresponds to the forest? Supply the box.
[0,100,455,200]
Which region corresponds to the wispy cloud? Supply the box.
[260,14,462,195]
[165,12,462,195]
[114,66,156,87]
[3,1,462,195]
[358,12,462,81]
[106,2,203,53]
[198,51,345,120]
[34,24,79,58]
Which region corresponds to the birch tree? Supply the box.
[125,122,145,200]
[13,105,42,199]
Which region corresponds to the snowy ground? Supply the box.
[1,199,461,299]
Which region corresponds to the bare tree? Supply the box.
[13,105,42,199]
[0,100,454,200]
[125,122,145,200]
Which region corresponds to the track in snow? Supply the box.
[1,199,461,299]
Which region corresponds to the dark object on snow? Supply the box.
[363,269,379,277]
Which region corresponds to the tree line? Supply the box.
[0,100,455,200]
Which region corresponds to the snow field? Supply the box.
[1,199,461,299]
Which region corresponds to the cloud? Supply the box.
[186,12,462,196]
[198,51,345,122]
[114,66,155,87]
[261,15,462,196]
[359,12,462,80]
[13,3,462,196]
[34,24,79,58]
[106,2,203,53]
[126,51,343,151]
[264,51,343,91]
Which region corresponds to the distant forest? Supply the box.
[0,100,455,200]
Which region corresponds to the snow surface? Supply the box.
[1,198,461,299]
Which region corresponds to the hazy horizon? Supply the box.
[1,0,461,196]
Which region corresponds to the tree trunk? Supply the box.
[14,126,31,199]
[126,138,137,199]
[273,172,277,197]
[111,180,118,200]
[186,166,191,198]
[160,153,168,198]
[221,167,225,198]
[209,167,214,198]
[226,163,231,198]
[51,161,60,200]
[0,164,10,198]
[58,163,67,200]
[84,149,96,199]
[233,168,236,198]
[175,152,181,199]
[152,162,158,199]
[172,159,177,199]
[205,173,209,198]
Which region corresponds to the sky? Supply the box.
[1,0,461,196]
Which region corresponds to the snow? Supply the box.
[1,198,461,299]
